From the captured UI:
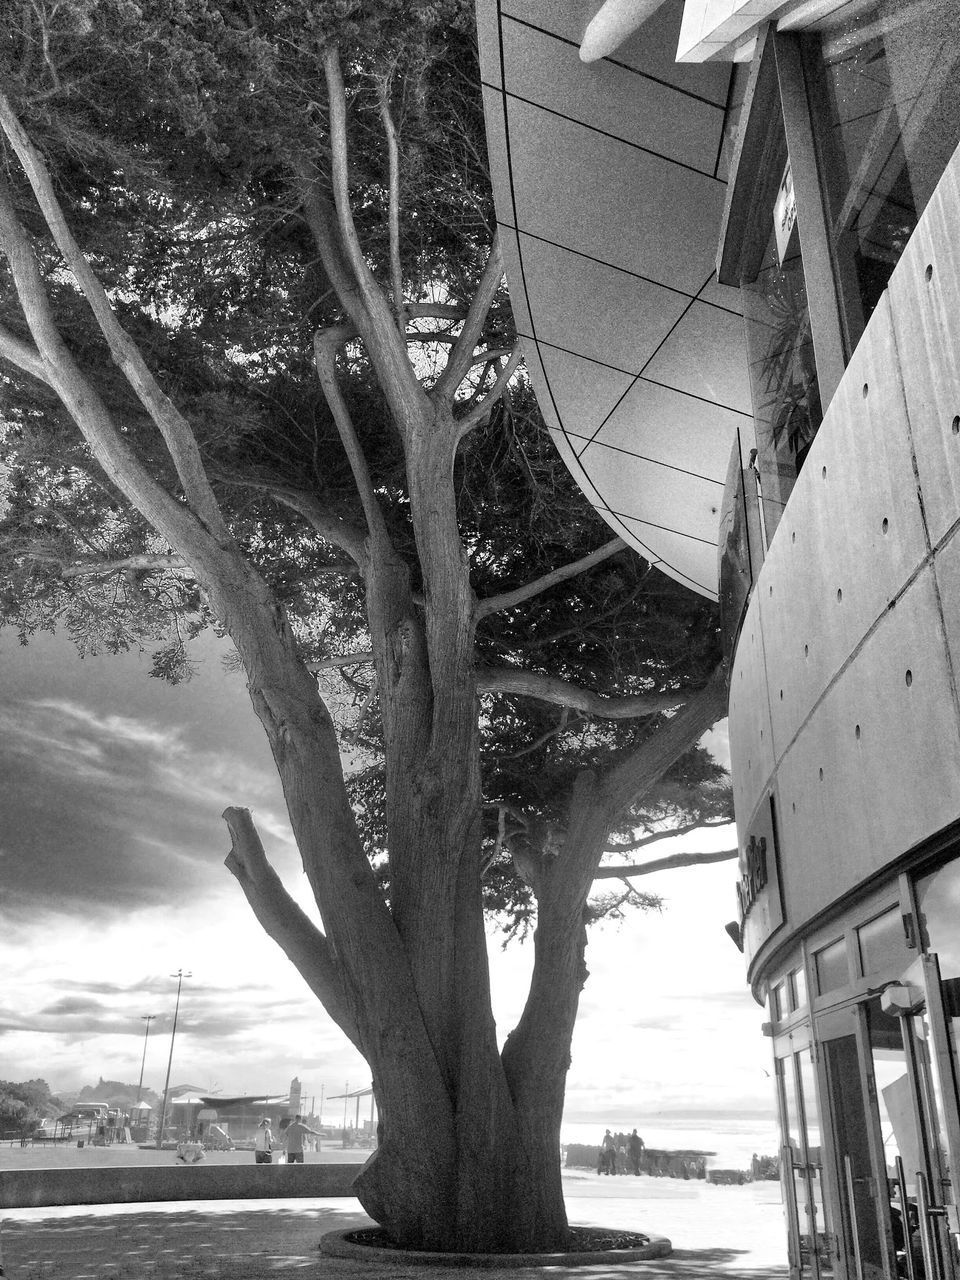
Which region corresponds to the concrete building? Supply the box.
[478,2,960,1278]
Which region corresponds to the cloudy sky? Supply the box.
[1,626,778,1157]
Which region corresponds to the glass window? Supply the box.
[916,855,960,1161]
[772,980,787,1023]
[916,857,960,978]
[737,104,824,545]
[815,938,849,994]
[806,0,960,350]
[857,905,911,976]
[791,966,808,1010]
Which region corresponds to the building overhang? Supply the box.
[477,0,752,599]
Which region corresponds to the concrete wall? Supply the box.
[0,1162,358,1210]
[729,143,960,976]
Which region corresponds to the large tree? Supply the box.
[0,0,730,1251]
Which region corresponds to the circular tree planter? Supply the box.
[319,1225,672,1268]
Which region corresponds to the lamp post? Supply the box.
[155,970,191,1149]
[135,1014,156,1106]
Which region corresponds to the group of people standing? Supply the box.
[598,1128,645,1175]
[254,1114,322,1164]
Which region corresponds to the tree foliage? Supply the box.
[0,1078,62,1132]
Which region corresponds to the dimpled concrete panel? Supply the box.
[754,293,928,764]
[728,612,776,840]
[774,567,960,931]
[888,158,960,551]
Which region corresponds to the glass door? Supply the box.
[778,1043,835,1280]
[819,1007,891,1280]
[886,957,960,1280]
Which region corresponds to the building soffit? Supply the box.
[477,0,752,598]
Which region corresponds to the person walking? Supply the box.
[282,1114,322,1164]
[600,1128,617,1176]
[254,1118,274,1164]
[627,1128,645,1176]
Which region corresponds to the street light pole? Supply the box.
[155,970,191,1149]
[135,1014,156,1106]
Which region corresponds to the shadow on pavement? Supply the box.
[2,1204,790,1280]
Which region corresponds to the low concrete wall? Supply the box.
[0,1161,358,1209]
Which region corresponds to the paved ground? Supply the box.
[0,1170,789,1280]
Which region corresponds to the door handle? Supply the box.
[915,1172,943,1280]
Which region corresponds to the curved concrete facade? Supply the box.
[729,145,960,985]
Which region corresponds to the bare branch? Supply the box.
[264,485,367,568]
[0,174,205,556]
[61,553,188,579]
[601,665,729,818]
[307,650,374,672]
[377,77,404,332]
[0,91,229,541]
[322,46,423,413]
[0,319,49,383]
[593,847,738,880]
[313,326,391,548]
[606,817,732,853]
[223,806,362,1051]
[405,304,467,321]
[477,666,684,719]
[456,344,523,440]
[433,232,503,402]
[476,536,626,621]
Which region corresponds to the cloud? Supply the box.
[0,684,293,921]
[40,996,105,1016]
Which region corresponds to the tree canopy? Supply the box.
[0,0,732,1251]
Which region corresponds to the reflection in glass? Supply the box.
[865,998,928,1279]
[917,856,960,1145]
[823,1030,887,1280]
[798,1046,834,1276]
[809,0,960,350]
[858,906,911,977]
[738,108,823,546]
[793,966,808,1011]
[916,856,960,1276]
[816,938,848,995]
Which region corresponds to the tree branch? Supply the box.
[223,806,362,1051]
[313,326,391,548]
[476,666,684,719]
[601,665,729,818]
[321,47,422,414]
[0,92,229,541]
[307,650,374,672]
[265,485,367,568]
[593,847,738,880]
[0,174,209,559]
[476,536,626,621]
[606,817,732,853]
[456,343,523,440]
[61,553,188,579]
[0,319,50,384]
[433,232,502,402]
[404,304,467,321]
[377,77,404,332]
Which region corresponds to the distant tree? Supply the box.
[78,1079,161,1109]
[0,0,731,1251]
[0,1079,62,1132]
